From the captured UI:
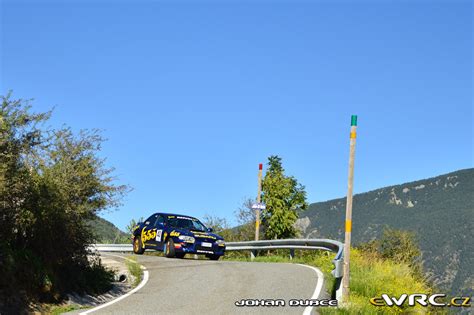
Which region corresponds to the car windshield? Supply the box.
[168,217,207,232]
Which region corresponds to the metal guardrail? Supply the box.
[91,238,344,300]
[90,244,133,251]
[226,239,343,277]
[227,238,342,258]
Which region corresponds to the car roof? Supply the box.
[154,212,199,220]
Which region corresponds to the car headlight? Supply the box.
[216,240,225,246]
[178,235,195,243]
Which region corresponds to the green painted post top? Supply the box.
[351,115,358,126]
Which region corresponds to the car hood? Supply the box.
[190,230,223,240]
[168,228,223,240]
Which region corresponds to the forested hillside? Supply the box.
[87,216,129,244]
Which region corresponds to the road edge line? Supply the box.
[79,254,149,315]
[295,263,324,315]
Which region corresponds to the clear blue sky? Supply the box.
[1,0,472,230]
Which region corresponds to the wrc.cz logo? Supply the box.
[370,294,471,308]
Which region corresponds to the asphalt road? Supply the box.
[81,253,328,315]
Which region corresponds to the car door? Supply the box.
[154,215,166,250]
[142,214,158,249]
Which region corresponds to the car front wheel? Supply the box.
[165,238,176,258]
[133,236,144,255]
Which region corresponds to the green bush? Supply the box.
[321,249,434,314]
[0,93,126,312]
[358,227,424,279]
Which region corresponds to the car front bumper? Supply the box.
[174,240,225,255]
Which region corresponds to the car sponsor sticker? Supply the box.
[141,228,157,244]
[201,242,212,248]
[176,216,198,221]
[194,233,216,239]
[156,229,163,241]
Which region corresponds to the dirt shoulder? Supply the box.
[34,254,135,315]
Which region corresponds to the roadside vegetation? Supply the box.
[47,304,87,315]
[328,228,440,314]
[0,93,127,313]
[125,256,143,287]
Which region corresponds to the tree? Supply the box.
[261,155,308,239]
[358,227,423,277]
[230,198,256,241]
[203,214,244,242]
[202,214,229,233]
[378,228,421,267]
[0,92,127,310]
[126,217,144,235]
[0,93,50,243]
[235,198,256,226]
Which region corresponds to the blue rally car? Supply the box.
[131,213,225,260]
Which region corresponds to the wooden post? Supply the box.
[255,163,263,241]
[342,115,357,303]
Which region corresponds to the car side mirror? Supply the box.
[207,228,213,232]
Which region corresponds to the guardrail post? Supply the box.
[255,163,263,241]
[331,258,344,301]
[289,249,295,260]
[250,250,256,261]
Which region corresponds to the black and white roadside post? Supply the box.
[251,201,266,261]
[255,163,263,241]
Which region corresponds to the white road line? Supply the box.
[79,254,149,315]
[296,263,324,315]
